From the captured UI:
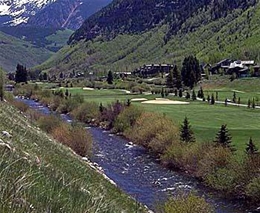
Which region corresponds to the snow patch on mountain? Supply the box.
[0,0,56,25]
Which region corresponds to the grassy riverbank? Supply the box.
[0,102,146,212]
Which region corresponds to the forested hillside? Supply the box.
[0,31,52,72]
[69,0,256,43]
[36,0,260,75]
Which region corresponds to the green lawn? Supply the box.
[63,87,260,155]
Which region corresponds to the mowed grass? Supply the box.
[64,87,260,156]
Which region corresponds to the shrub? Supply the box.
[125,112,179,155]
[160,192,214,213]
[10,100,29,112]
[37,115,62,133]
[246,177,260,202]
[197,146,232,179]
[113,105,143,133]
[57,98,81,114]
[71,102,100,124]
[51,123,92,157]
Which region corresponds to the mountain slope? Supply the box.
[0,0,112,29]
[27,0,112,30]
[36,0,260,75]
[0,30,52,72]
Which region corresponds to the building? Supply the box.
[132,64,174,77]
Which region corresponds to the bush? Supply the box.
[57,98,81,114]
[51,123,92,157]
[113,105,143,133]
[160,192,214,213]
[246,177,260,202]
[197,146,232,179]
[71,102,100,124]
[125,112,179,154]
[37,115,62,133]
[10,100,29,112]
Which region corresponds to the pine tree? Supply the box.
[161,87,165,98]
[246,137,258,155]
[252,98,256,109]
[0,68,4,101]
[214,124,235,151]
[180,117,195,143]
[248,99,251,108]
[179,89,183,98]
[216,91,218,101]
[233,92,236,103]
[172,65,182,89]
[166,68,174,88]
[107,70,113,84]
[192,90,196,101]
[207,95,210,103]
[211,93,215,105]
[200,87,204,99]
[15,64,27,83]
[185,92,190,99]
[225,98,228,106]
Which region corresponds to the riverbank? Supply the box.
[0,102,147,212]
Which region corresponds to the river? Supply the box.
[18,98,254,213]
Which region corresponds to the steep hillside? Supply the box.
[0,30,52,72]
[36,0,260,75]
[0,0,112,29]
[0,102,145,212]
[28,0,112,30]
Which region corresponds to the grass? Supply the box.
[0,102,146,212]
[61,86,260,156]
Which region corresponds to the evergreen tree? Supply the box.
[174,89,178,96]
[238,97,241,105]
[15,64,27,83]
[166,68,174,88]
[233,92,236,103]
[181,55,201,89]
[252,98,256,109]
[214,124,234,151]
[211,93,215,105]
[216,91,218,101]
[179,89,183,98]
[107,70,113,84]
[161,87,165,98]
[172,65,182,89]
[225,98,228,106]
[180,117,195,143]
[192,90,196,101]
[248,99,251,108]
[246,137,258,155]
[185,92,190,99]
[65,89,69,97]
[0,68,4,101]
[207,95,210,103]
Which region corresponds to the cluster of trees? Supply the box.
[166,55,201,90]
[15,64,28,83]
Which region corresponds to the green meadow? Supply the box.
[62,86,260,156]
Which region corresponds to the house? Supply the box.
[132,64,174,77]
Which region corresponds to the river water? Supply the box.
[19,98,254,213]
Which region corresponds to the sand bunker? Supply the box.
[131,98,148,102]
[142,98,189,105]
[83,87,94,91]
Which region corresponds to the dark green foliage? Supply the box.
[214,124,234,151]
[248,99,251,108]
[174,89,178,96]
[238,97,241,105]
[161,88,165,98]
[181,56,201,89]
[246,137,258,155]
[216,91,218,101]
[173,65,182,89]
[0,68,4,101]
[185,92,190,99]
[233,92,236,103]
[225,98,228,106]
[178,89,183,98]
[207,95,210,103]
[180,117,195,143]
[252,98,256,109]
[166,68,174,88]
[192,90,196,101]
[15,64,28,83]
[69,0,256,43]
[65,89,69,97]
[197,87,204,99]
[107,70,113,84]
[211,93,215,105]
